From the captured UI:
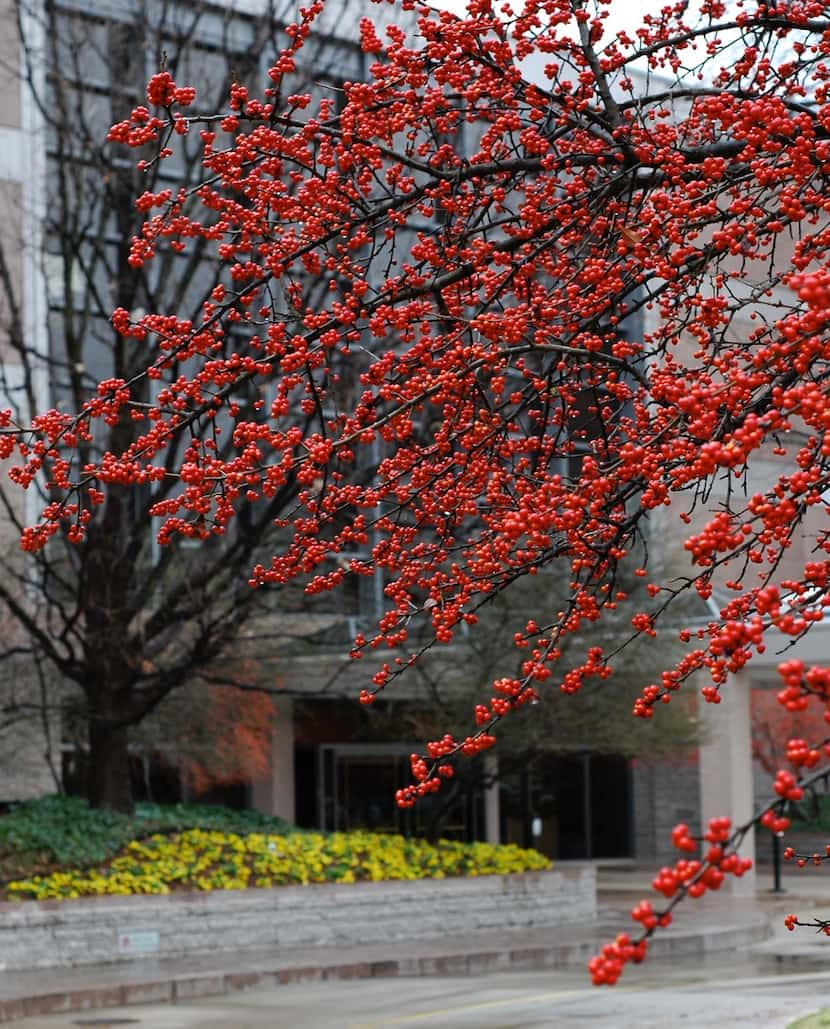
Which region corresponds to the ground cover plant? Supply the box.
[9,0,830,985]
[0,795,292,882]
[4,826,549,900]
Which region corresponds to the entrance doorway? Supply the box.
[500,753,632,860]
[312,743,484,840]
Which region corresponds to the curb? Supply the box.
[2,948,578,1023]
[0,913,772,1023]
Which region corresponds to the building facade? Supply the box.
[0,0,818,876]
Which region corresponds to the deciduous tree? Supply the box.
[8,0,830,978]
[0,0,360,811]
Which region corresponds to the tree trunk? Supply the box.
[87,717,133,813]
[81,481,136,814]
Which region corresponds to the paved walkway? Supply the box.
[0,862,827,1024]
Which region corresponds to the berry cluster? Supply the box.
[590,816,751,985]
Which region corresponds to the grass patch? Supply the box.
[787,1011,830,1028]
[0,795,292,883]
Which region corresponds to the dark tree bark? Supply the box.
[87,716,132,813]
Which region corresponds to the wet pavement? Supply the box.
[4,962,830,1027]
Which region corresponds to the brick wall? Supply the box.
[631,759,701,862]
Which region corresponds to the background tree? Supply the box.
[0,0,368,810]
[134,676,276,798]
[751,687,828,779]
[400,568,700,841]
[11,0,830,976]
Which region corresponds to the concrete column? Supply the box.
[483,752,500,844]
[698,670,756,895]
[251,696,296,823]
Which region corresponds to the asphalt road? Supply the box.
[7,960,830,1029]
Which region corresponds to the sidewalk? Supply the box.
[0,863,824,1024]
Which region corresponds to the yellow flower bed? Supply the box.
[6,830,550,900]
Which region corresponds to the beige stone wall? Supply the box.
[0,866,596,971]
[644,244,814,594]
[0,0,20,130]
[0,181,23,389]
[0,665,59,801]
[639,235,822,878]
[0,1,60,801]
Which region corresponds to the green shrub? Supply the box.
[0,795,293,876]
[789,793,830,833]
[0,797,550,900]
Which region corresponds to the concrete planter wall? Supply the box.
[0,866,595,971]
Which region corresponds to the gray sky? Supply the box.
[435,0,661,40]
[430,1,733,85]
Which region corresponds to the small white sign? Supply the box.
[117,929,160,955]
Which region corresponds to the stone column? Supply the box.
[483,752,500,844]
[251,696,296,823]
[698,670,756,895]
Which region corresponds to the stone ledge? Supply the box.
[0,914,772,1025]
[0,934,606,1023]
[0,901,775,1025]
[0,866,596,972]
